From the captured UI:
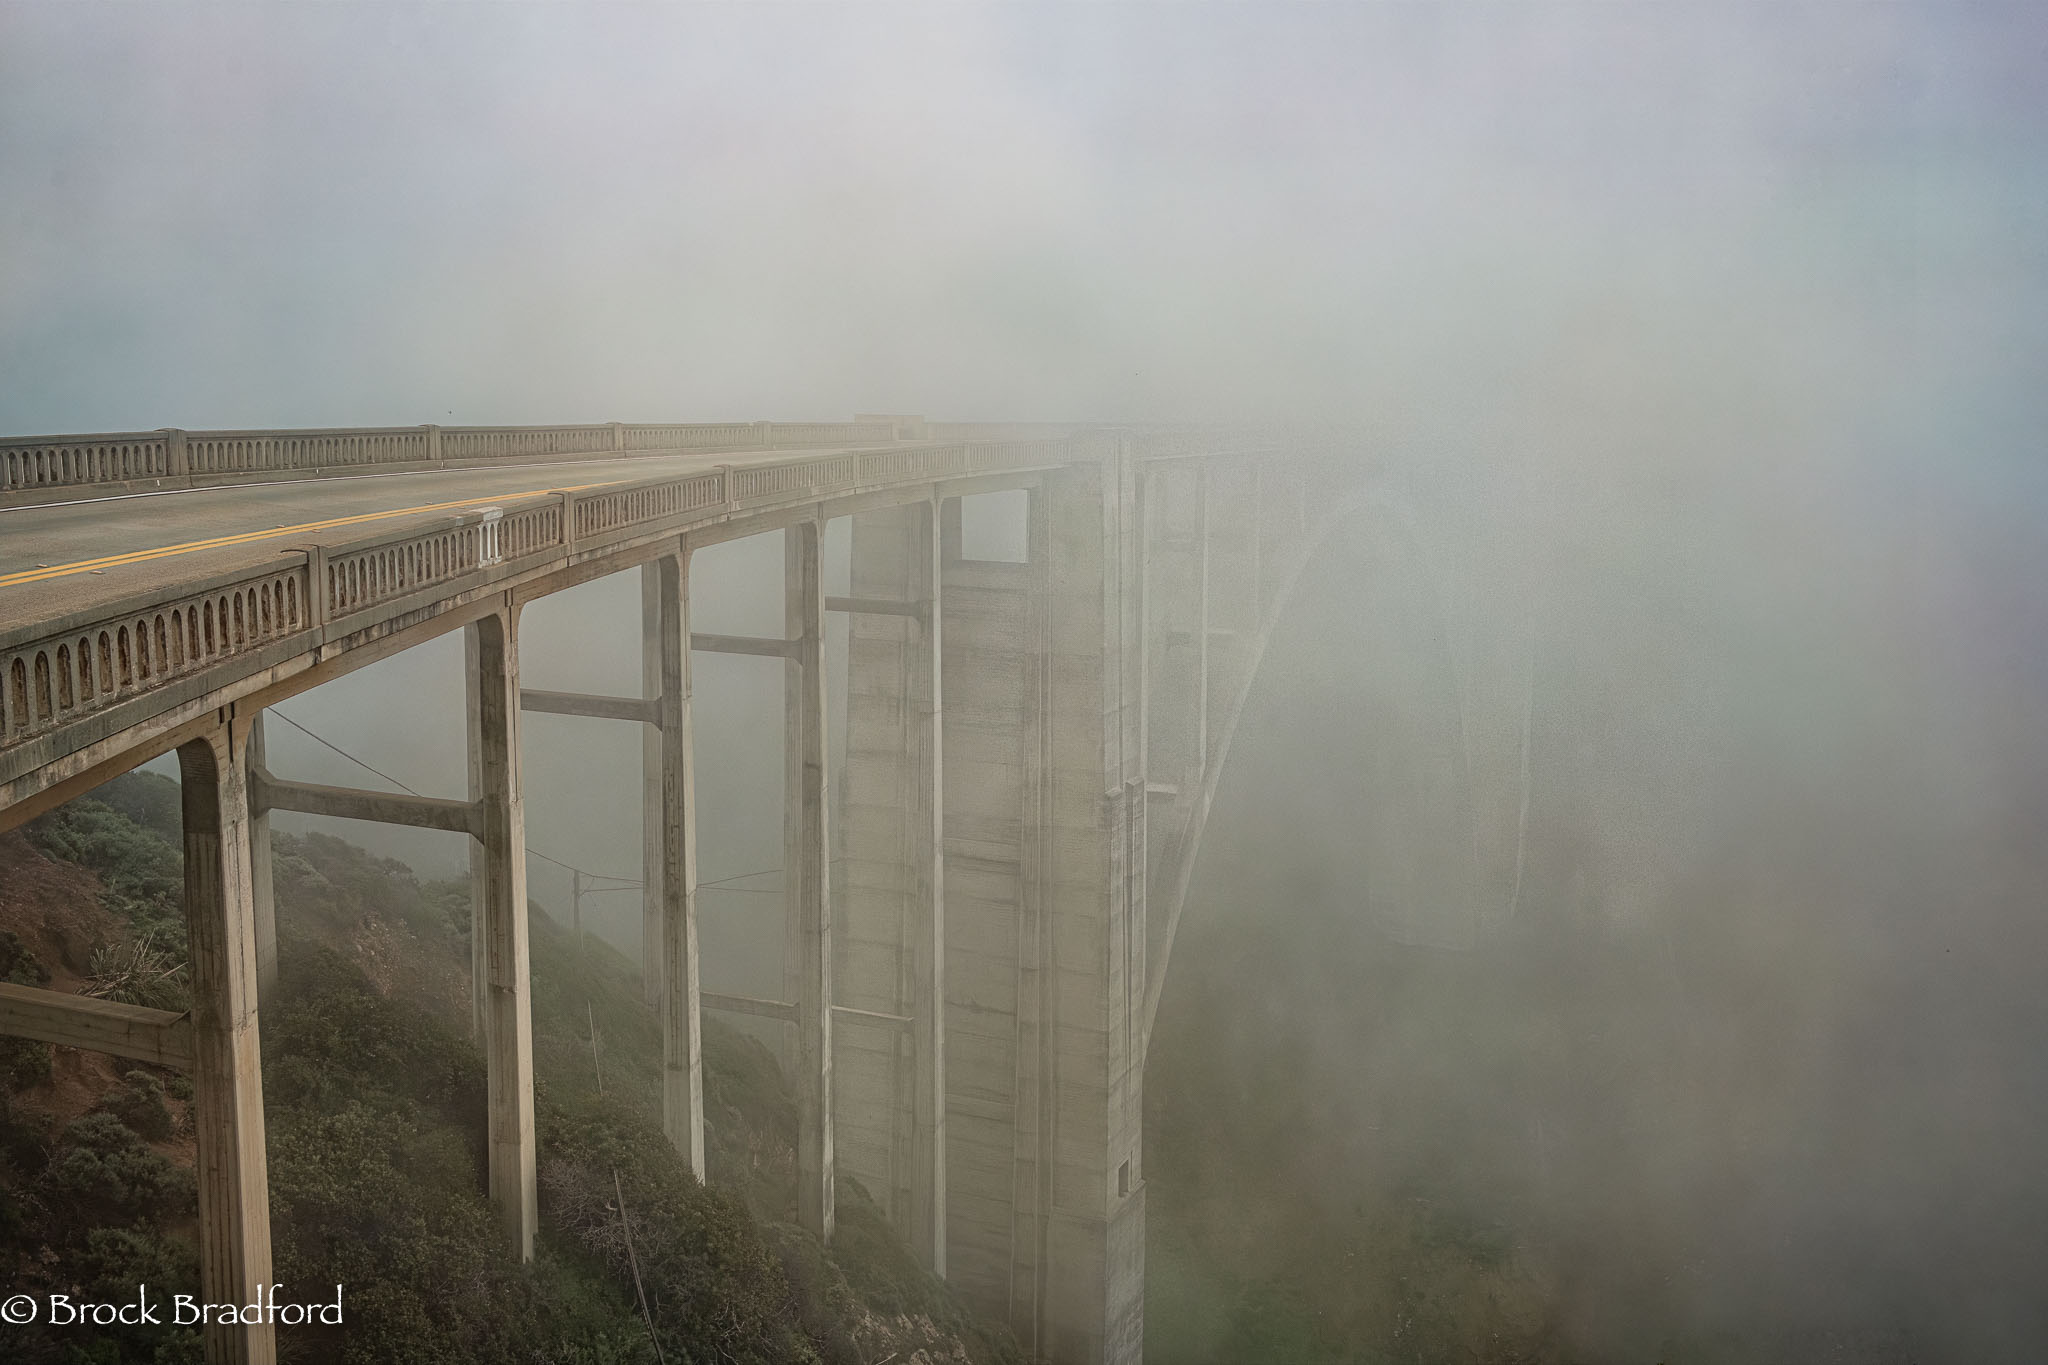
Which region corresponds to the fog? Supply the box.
[7,3,2047,1361]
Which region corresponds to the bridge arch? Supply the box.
[1139,480,1521,1063]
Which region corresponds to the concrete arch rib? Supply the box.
[1139,480,1485,1067]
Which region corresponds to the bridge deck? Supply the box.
[0,443,877,632]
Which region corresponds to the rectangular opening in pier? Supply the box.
[956,489,1029,564]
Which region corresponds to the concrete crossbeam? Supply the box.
[521,687,660,724]
[691,631,799,658]
[0,980,194,1069]
[252,772,478,835]
[704,991,798,1023]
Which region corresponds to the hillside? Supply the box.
[0,772,1026,1365]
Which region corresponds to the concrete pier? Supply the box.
[179,721,277,1365]
[837,499,947,1270]
[655,550,706,1177]
[469,607,538,1259]
[789,520,836,1241]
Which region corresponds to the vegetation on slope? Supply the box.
[0,773,1024,1365]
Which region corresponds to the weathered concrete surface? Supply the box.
[836,499,946,1270]
[179,722,276,1365]
[910,451,1146,1365]
[469,608,538,1259]
[789,520,836,1241]
[655,551,706,1177]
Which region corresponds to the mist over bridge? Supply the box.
[0,418,1527,1365]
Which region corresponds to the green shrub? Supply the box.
[0,927,51,986]
[0,1035,53,1090]
[94,1071,174,1142]
[90,771,183,843]
[37,1111,194,1229]
[26,795,186,957]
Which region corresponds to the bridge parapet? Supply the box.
[2,560,313,759]
[0,418,918,500]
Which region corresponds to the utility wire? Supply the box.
[269,708,845,899]
[270,708,639,890]
[268,707,426,798]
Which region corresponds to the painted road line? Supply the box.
[0,480,624,589]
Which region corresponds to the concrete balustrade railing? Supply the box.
[1,561,313,754]
[0,432,175,489]
[0,418,905,497]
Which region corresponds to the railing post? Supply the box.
[162,427,188,477]
[788,519,835,1241]
[756,420,773,449]
[424,424,443,464]
[468,608,538,1258]
[657,549,705,1175]
[611,421,626,451]
[304,547,329,630]
[178,720,276,1365]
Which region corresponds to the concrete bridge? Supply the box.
[0,417,1516,1364]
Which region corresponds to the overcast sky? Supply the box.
[2,3,2041,446]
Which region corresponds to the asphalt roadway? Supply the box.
[0,445,856,633]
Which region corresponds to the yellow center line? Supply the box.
[0,480,624,589]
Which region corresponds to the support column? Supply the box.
[788,519,835,1241]
[837,499,946,1271]
[465,626,489,1043]
[641,562,665,1007]
[1040,449,1147,1365]
[178,722,275,1365]
[246,713,277,1003]
[942,453,1145,1364]
[932,488,1041,1325]
[783,530,804,1074]
[912,498,948,1275]
[470,607,538,1258]
[657,550,706,1177]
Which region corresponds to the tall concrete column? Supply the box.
[782,530,804,1074]
[911,499,947,1274]
[1040,449,1147,1365]
[837,498,946,1271]
[641,562,665,1007]
[469,606,538,1259]
[245,713,277,1003]
[464,626,489,1044]
[940,453,1146,1365]
[656,549,705,1177]
[933,486,1047,1327]
[178,722,276,1365]
[788,519,835,1240]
